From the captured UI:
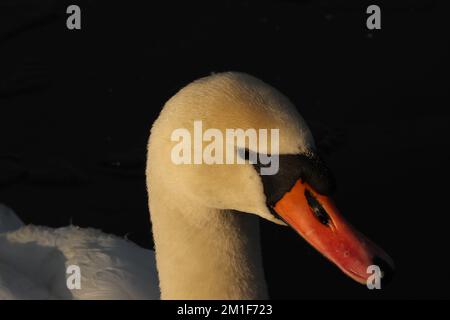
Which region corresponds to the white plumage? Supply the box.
[0,204,159,300]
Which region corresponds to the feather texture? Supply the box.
[0,205,159,300]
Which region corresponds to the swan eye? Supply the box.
[304,189,331,226]
[239,148,250,160]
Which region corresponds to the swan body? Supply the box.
[0,204,159,299]
[0,72,393,300]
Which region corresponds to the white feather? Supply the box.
[0,205,159,300]
[0,204,24,233]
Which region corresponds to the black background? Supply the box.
[0,0,449,299]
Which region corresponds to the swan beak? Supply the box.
[273,179,394,285]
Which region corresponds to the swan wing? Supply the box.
[0,204,24,233]
[0,206,160,300]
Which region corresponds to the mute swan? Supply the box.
[0,72,393,300]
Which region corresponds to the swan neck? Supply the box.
[149,195,268,299]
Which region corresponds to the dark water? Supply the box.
[1,0,449,299]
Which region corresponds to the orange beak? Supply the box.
[273,179,394,285]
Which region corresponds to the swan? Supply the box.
[0,72,394,300]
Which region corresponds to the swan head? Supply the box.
[147,72,394,286]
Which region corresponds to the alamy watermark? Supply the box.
[66,264,81,290]
[66,5,81,30]
[366,264,382,289]
[171,121,280,175]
